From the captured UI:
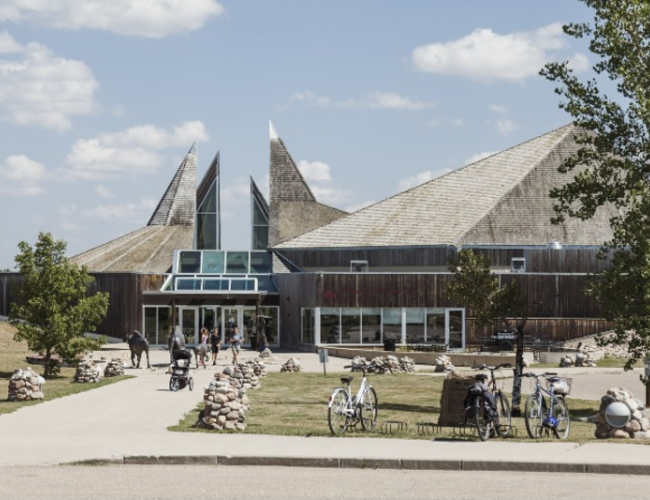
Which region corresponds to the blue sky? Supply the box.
[0,0,594,269]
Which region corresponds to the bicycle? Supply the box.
[522,371,571,440]
[466,363,512,441]
[328,364,378,436]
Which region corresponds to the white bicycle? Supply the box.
[328,363,378,436]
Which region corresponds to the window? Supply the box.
[301,308,314,344]
[511,257,526,273]
[178,251,201,273]
[350,260,368,272]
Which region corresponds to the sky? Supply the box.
[0,0,596,269]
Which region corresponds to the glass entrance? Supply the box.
[446,309,465,350]
[180,308,198,344]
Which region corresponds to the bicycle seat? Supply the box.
[474,373,488,381]
[547,376,562,382]
[340,376,354,385]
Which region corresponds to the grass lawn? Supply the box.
[170,370,609,443]
[0,320,130,416]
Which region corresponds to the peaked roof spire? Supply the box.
[147,145,197,226]
[269,120,279,140]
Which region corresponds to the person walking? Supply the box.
[230,326,242,365]
[210,328,222,365]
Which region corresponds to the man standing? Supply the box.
[230,326,242,365]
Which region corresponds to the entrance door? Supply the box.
[221,306,258,347]
[179,308,199,345]
[445,309,465,350]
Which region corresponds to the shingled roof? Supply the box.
[70,146,197,272]
[273,124,618,249]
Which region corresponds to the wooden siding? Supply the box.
[276,246,614,274]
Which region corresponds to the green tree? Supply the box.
[447,249,528,411]
[9,232,109,378]
[541,0,650,369]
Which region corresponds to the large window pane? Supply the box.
[382,308,402,344]
[252,226,269,250]
[249,252,271,273]
[259,306,278,344]
[196,213,217,250]
[158,307,172,343]
[448,309,465,350]
[179,251,201,273]
[301,308,314,344]
[426,308,445,344]
[176,278,202,290]
[144,307,157,345]
[361,308,381,343]
[341,308,361,344]
[201,251,224,273]
[405,308,425,343]
[320,308,340,344]
[226,252,249,274]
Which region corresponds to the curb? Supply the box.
[68,455,650,475]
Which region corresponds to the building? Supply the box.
[0,123,616,350]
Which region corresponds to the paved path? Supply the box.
[0,346,648,474]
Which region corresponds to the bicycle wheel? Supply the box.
[524,394,544,438]
[551,396,570,440]
[188,377,194,391]
[495,392,511,438]
[169,377,180,392]
[360,386,378,431]
[474,395,491,441]
[328,389,350,436]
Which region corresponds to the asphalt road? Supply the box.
[2,465,650,500]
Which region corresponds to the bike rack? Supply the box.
[380,420,408,434]
[450,423,478,437]
[415,422,441,435]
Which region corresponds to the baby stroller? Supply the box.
[169,349,194,391]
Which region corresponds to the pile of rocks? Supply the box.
[559,355,575,368]
[243,358,267,378]
[435,354,455,373]
[259,348,272,358]
[280,358,302,372]
[103,359,125,377]
[350,355,416,374]
[222,364,261,390]
[575,350,597,367]
[74,360,101,383]
[8,367,44,401]
[194,374,250,431]
[594,387,650,439]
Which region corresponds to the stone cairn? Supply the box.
[594,387,650,439]
[8,367,44,401]
[74,360,101,383]
[243,358,267,378]
[280,357,302,372]
[438,371,475,426]
[222,364,261,390]
[103,359,125,377]
[194,373,250,431]
[259,348,272,358]
[575,350,597,367]
[435,354,455,373]
[350,355,416,374]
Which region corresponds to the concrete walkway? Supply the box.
[0,346,649,474]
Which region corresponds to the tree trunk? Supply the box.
[43,350,52,378]
[511,325,525,416]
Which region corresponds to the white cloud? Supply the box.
[95,184,113,198]
[286,91,332,108]
[63,121,209,180]
[57,204,78,216]
[82,197,158,220]
[412,23,584,83]
[284,90,432,111]
[0,33,98,131]
[344,200,376,213]
[427,117,464,128]
[398,170,441,191]
[297,160,331,182]
[0,0,225,38]
[465,151,499,165]
[338,91,434,111]
[310,186,354,206]
[489,104,508,115]
[0,154,46,196]
[496,118,517,136]
[0,30,23,53]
